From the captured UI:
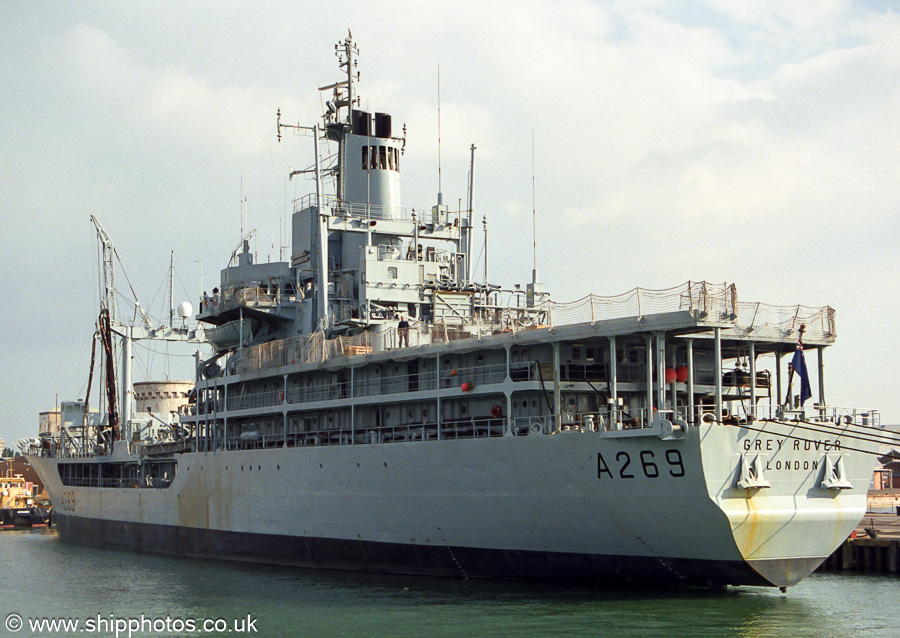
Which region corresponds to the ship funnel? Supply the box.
[342,109,402,217]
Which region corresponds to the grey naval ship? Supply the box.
[24,34,882,589]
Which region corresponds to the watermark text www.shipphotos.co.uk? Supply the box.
[5,612,259,637]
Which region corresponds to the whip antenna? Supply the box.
[437,65,443,205]
[531,130,537,283]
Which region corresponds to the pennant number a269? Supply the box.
[597,449,685,479]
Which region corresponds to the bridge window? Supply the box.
[361,145,400,172]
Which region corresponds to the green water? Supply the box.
[2,529,897,637]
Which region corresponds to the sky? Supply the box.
[2,1,899,444]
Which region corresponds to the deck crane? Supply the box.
[88,216,207,452]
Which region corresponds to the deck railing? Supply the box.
[226,360,530,411]
[57,476,174,489]
[226,416,508,450]
[725,403,881,427]
[32,399,884,460]
[293,193,444,223]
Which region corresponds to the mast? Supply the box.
[169,250,175,328]
[466,144,476,284]
[437,65,443,205]
[483,214,488,282]
[122,325,132,429]
[339,31,357,127]
[314,129,328,325]
[525,135,547,308]
[277,109,330,325]
[334,31,359,201]
[531,131,538,285]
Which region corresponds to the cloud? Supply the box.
[543,6,900,239]
[707,0,851,31]
[64,23,303,160]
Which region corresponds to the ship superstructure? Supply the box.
[204,35,541,357]
[24,33,887,589]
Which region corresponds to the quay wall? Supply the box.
[819,538,900,575]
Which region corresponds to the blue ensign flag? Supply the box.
[791,343,813,405]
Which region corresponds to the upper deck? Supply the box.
[226,280,834,375]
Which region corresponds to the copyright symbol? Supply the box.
[5,613,23,632]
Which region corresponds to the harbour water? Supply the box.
[3,529,899,638]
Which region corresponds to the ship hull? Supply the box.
[55,511,774,586]
[29,421,870,589]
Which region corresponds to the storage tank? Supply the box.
[134,381,194,416]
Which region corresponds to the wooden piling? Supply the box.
[819,538,900,575]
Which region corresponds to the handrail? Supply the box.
[293,193,448,223]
